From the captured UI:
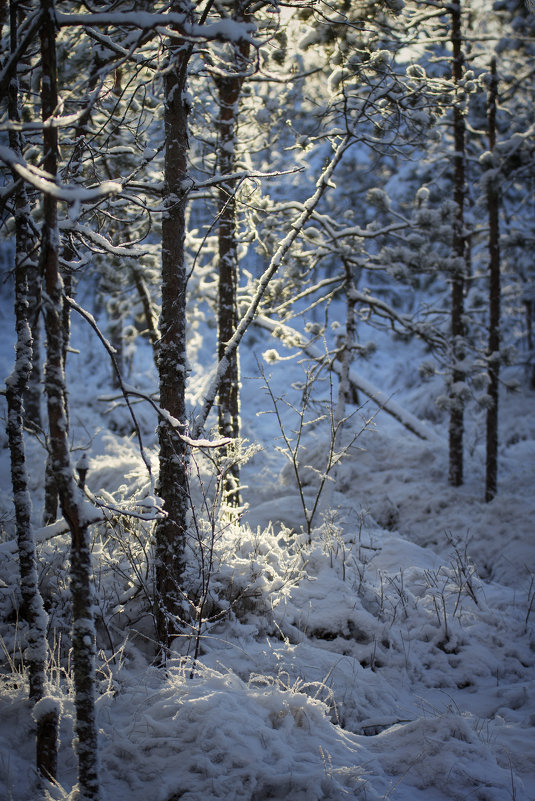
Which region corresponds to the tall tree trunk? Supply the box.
[485,57,500,502]
[215,20,249,507]
[40,1,99,797]
[16,0,43,433]
[6,0,57,782]
[448,0,467,487]
[155,16,191,651]
[43,45,103,527]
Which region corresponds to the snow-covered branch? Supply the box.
[55,12,256,44]
[0,145,121,203]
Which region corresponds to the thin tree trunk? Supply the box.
[6,0,56,782]
[40,1,99,796]
[217,74,241,505]
[215,18,249,507]
[16,0,43,433]
[43,46,103,527]
[23,269,43,430]
[448,0,467,487]
[338,262,358,417]
[155,14,191,651]
[130,264,160,352]
[525,300,535,388]
[320,261,358,516]
[108,296,125,389]
[42,451,58,525]
[485,57,500,502]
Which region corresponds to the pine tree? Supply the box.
[155,1,192,650]
[213,0,251,508]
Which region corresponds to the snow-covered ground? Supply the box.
[0,285,534,801]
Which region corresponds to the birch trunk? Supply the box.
[6,0,57,781]
[6,2,58,779]
[40,1,99,796]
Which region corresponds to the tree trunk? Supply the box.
[485,57,500,502]
[212,2,251,507]
[6,0,56,782]
[43,46,103,527]
[215,48,247,506]
[23,269,43,431]
[40,1,99,796]
[448,0,467,487]
[108,296,125,389]
[16,0,43,433]
[130,264,160,353]
[155,13,191,651]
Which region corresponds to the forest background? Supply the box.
[0,0,534,799]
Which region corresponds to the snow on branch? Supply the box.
[0,145,121,203]
[0,110,94,133]
[98,387,231,450]
[55,12,257,44]
[61,222,154,258]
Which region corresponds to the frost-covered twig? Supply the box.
[254,314,441,442]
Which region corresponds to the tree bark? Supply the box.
[40,1,99,796]
[23,269,43,431]
[155,13,191,651]
[448,0,467,487]
[485,57,500,502]
[130,264,160,353]
[215,12,250,507]
[16,0,43,433]
[6,0,55,782]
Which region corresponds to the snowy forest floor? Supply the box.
[0,291,534,801]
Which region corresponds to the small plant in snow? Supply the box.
[259,359,371,541]
[320,510,347,580]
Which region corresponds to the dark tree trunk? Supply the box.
[485,57,500,502]
[6,0,56,782]
[448,0,467,487]
[130,264,160,353]
[43,451,58,526]
[23,269,43,431]
[216,83,241,504]
[340,261,358,411]
[525,300,535,388]
[40,1,99,796]
[155,15,191,651]
[215,5,250,507]
[108,296,125,389]
[16,0,43,433]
